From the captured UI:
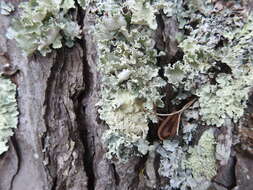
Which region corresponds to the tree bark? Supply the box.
[0,2,144,189]
[0,1,253,190]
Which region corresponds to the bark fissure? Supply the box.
[40,46,88,190]
[76,103,95,190]
[9,137,20,190]
[74,38,96,190]
[42,52,62,188]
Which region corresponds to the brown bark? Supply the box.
[0,2,144,189]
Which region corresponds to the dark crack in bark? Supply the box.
[74,37,96,190]
[42,46,88,190]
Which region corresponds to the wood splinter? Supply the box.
[157,99,196,140]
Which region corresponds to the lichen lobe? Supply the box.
[0,76,18,154]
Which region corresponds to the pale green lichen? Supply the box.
[7,0,82,56]
[77,0,96,9]
[157,1,253,189]
[95,0,166,161]
[102,130,149,161]
[100,92,150,138]
[6,2,251,190]
[165,2,253,127]
[0,1,14,15]
[196,72,253,126]
[126,0,157,29]
[0,76,18,154]
[158,129,217,190]
[185,128,217,180]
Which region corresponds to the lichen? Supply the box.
[102,130,149,161]
[95,0,253,167]
[126,0,157,29]
[6,0,82,56]
[95,0,166,161]
[6,1,253,189]
[155,2,253,189]
[185,128,217,180]
[0,1,14,15]
[157,129,217,190]
[164,1,253,127]
[157,140,193,190]
[0,76,18,154]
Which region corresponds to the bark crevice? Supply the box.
[74,37,96,190]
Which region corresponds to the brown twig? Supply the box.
[157,99,196,140]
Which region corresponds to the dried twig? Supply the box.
[157,99,196,140]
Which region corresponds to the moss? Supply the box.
[0,76,18,154]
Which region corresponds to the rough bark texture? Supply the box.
[0,1,253,190]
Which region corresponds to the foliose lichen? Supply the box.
[6,0,83,56]
[0,76,18,154]
[157,1,253,189]
[157,140,193,190]
[185,128,217,180]
[95,0,166,161]
[6,2,253,190]
[157,129,217,190]
[95,0,253,165]
[0,1,14,15]
[164,0,253,127]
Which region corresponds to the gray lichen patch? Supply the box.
[0,76,18,154]
[185,128,217,180]
[157,129,217,190]
[164,0,253,127]
[0,1,14,15]
[95,0,253,165]
[156,1,253,189]
[6,0,82,56]
[95,0,166,161]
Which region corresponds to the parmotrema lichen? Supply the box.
[5,0,253,189]
[0,76,18,154]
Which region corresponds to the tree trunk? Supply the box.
[0,1,253,190]
[0,2,143,189]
